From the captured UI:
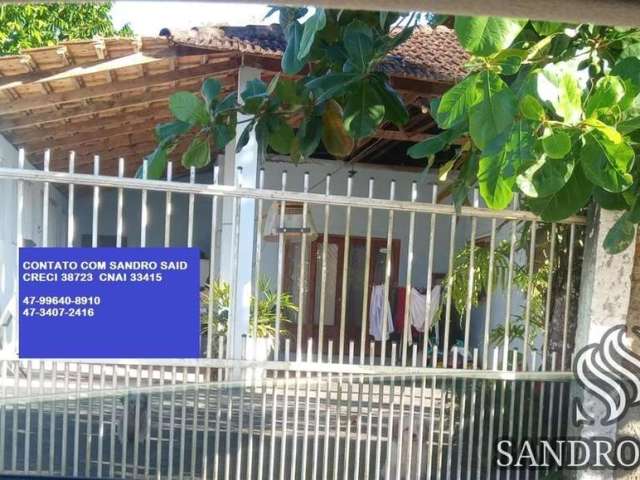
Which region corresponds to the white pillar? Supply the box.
[573,207,636,479]
[220,66,262,361]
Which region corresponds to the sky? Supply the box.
[111,1,273,36]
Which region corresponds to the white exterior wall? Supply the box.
[0,136,67,355]
[70,156,527,356]
[73,157,471,282]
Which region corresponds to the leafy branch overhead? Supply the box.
[141,9,417,177]
[145,8,640,254]
[0,3,133,55]
[409,19,640,254]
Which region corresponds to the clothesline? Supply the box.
[368,283,442,342]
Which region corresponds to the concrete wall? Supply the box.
[0,135,67,355]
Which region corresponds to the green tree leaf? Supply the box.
[241,79,268,114]
[612,57,640,109]
[407,124,466,159]
[282,21,306,75]
[452,153,480,208]
[628,196,640,223]
[528,163,592,222]
[541,128,571,159]
[343,81,385,138]
[137,145,168,180]
[454,16,527,56]
[518,94,545,121]
[182,137,211,168]
[201,78,221,107]
[517,154,575,198]
[581,132,634,192]
[370,75,409,126]
[583,118,623,144]
[343,19,375,72]
[155,120,192,142]
[291,115,323,162]
[212,123,235,149]
[236,121,254,153]
[298,8,326,60]
[536,63,583,124]
[306,72,361,104]
[435,73,481,129]
[531,21,564,36]
[594,188,630,211]
[619,116,640,135]
[214,92,238,115]
[604,213,636,254]
[469,71,517,149]
[267,116,295,154]
[585,75,625,117]
[274,78,305,106]
[169,92,208,125]
[478,149,515,209]
[491,48,526,75]
[478,120,534,208]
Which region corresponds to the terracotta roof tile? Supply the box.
[172,24,468,83]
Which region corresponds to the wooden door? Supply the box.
[303,235,401,355]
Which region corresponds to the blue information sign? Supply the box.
[19,247,200,358]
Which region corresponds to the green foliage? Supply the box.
[145,8,640,254]
[454,16,527,56]
[145,8,420,176]
[0,3,132,55]
[414,19,640,253]
[445,223,556,349]
[200,278,297,340]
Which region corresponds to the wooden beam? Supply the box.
[389,76,451,96]
[242,54,292,74]
[23,122,164,154]
[0,58,239,115]
[26,131,156,159]
[69,143,159,169]
[0,51,236,92]
[53,138,195,174]
[0,80,234,132]
[373,129,435,142]
[9,107,171,144]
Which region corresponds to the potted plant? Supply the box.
[200,278,297,362]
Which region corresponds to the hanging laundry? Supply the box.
[410,284,442,333]
[369,284,394,341]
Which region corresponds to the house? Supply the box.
[0,20,636,480]
[0,24,584,367]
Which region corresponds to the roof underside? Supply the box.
[0,25,467,177]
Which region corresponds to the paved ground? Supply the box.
[1,379,462,479]
[0,363,565,479]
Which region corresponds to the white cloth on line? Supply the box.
[410,284,442,333]
[369,284,394,341]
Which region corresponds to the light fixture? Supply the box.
[262,202,318,242]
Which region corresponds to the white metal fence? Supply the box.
[0,149,585,478]
[0,355,573,479]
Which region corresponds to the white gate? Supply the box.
[0,149,584,479]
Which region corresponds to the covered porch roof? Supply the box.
[0,24,468,177]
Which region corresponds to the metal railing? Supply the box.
[0,352,573,479]
[0,148,586,478]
